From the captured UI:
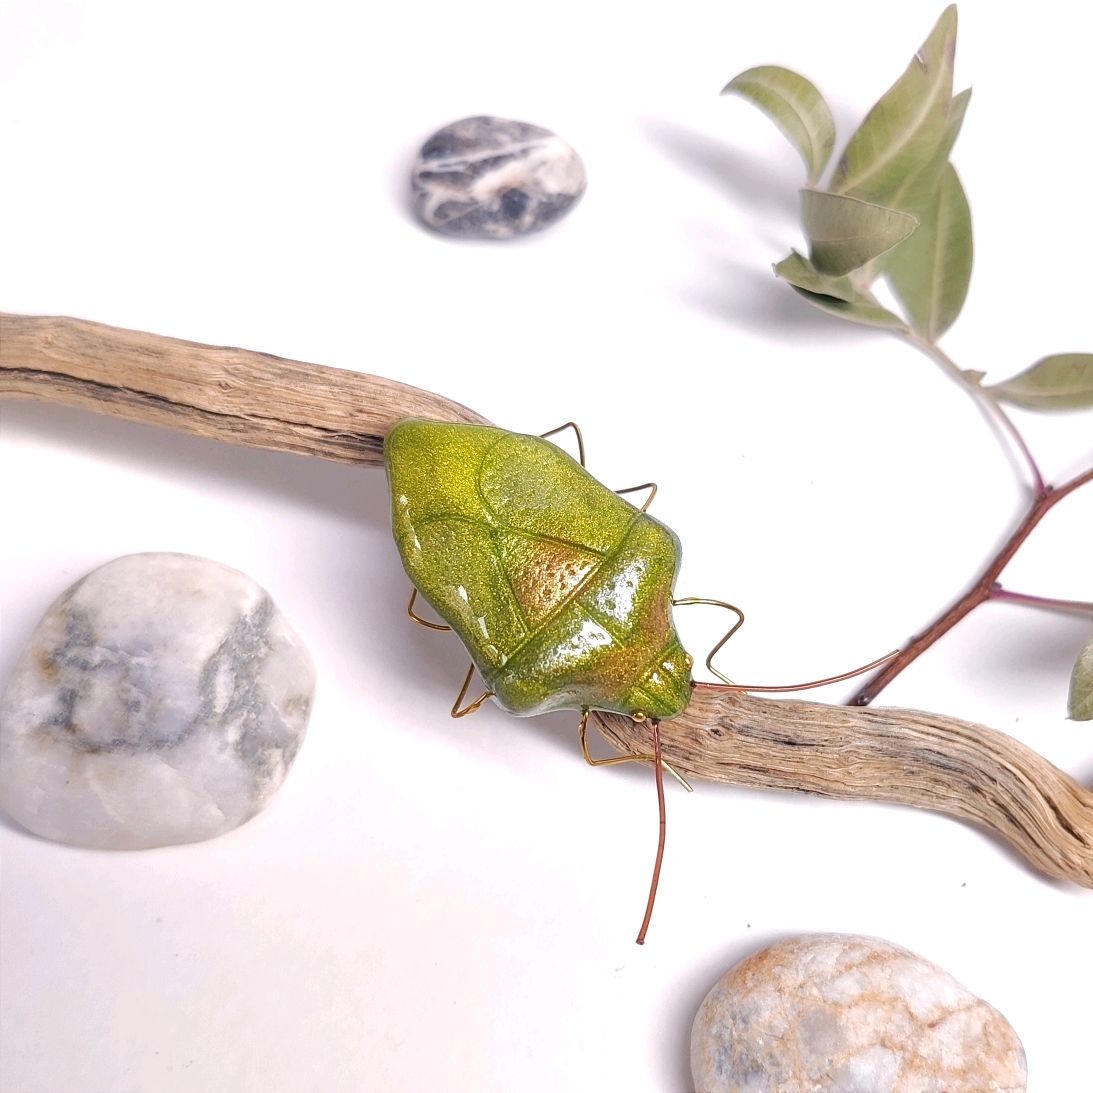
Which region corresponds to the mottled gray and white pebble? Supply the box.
[412,115,586,239]
[691,934,1026,1093]
[0,553,315,849]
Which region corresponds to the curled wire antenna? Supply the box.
[674,595,898,693]
[635,718,666,946]
[713,649,901,693]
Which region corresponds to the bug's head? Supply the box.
[624,641,694,722]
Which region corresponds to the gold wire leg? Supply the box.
[451,663,494,719]
[540,421,586,467]
[578,710,692,792]
[672,597,746,686]
[407,588,452,632]
[615,482,658,513]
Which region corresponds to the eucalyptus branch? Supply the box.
[724,5,1093,716]
[851,465,1093,705]
[843,327,1093,702]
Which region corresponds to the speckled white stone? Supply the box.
[412,115,586,239]
[0,553,315,849]
[691,934,1026,1093]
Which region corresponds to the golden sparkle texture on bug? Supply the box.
[385,419,693,719]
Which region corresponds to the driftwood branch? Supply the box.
[2,312,1091,888]
[0,313,487,463]
[596,691,1093,887]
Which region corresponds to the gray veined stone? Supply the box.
[691,934,1027,1093]
[412,115,586,239]
[0,553,315,849]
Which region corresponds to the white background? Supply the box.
[1,2,1090,1090]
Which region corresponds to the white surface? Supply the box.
[1,2,1090,1091]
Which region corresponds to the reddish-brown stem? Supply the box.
[990,586,1093,617]
[851,466,1093,706]
[989,399,1047,497]
[635,720,666,946]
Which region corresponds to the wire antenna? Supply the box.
[635,719,667,945]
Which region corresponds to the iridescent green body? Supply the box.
[385,419,694,720]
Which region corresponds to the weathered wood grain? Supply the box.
[0,313,487,464]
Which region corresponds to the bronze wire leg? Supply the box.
[541,421,656,510]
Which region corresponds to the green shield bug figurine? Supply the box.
[384,417,894,942]
[385,416,713,942]
[385,418,695,723]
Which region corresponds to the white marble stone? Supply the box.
[412,115,586,239]
[691,934,1026,1093]
[0,553,315,849]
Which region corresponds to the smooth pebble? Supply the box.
[0,553,315,849]
[412,115,586,239]
[691,933,1026,1092]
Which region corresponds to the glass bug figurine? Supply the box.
[385,418,703,719]
[384,418,892,941]
[384,417,724,941]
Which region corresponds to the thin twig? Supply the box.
[844,329,1092,701]
[904,331,1047,495]
[851,466,1093,705]
[990,586,1093,617]
[987,399,1048,498]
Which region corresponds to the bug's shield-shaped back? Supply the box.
[385,419,693,720]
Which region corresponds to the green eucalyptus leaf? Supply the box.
[833,5,958,203]
[775,251,859,300]
[802,190,918,277]
[936,87,972,164]
[886,163,972,338]
[888,88,972,215]
[1069,637,1093,721]
[775,251,908,330]
[790,287,909,330]
[723,65,837,185]
[987,354,1093,411]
